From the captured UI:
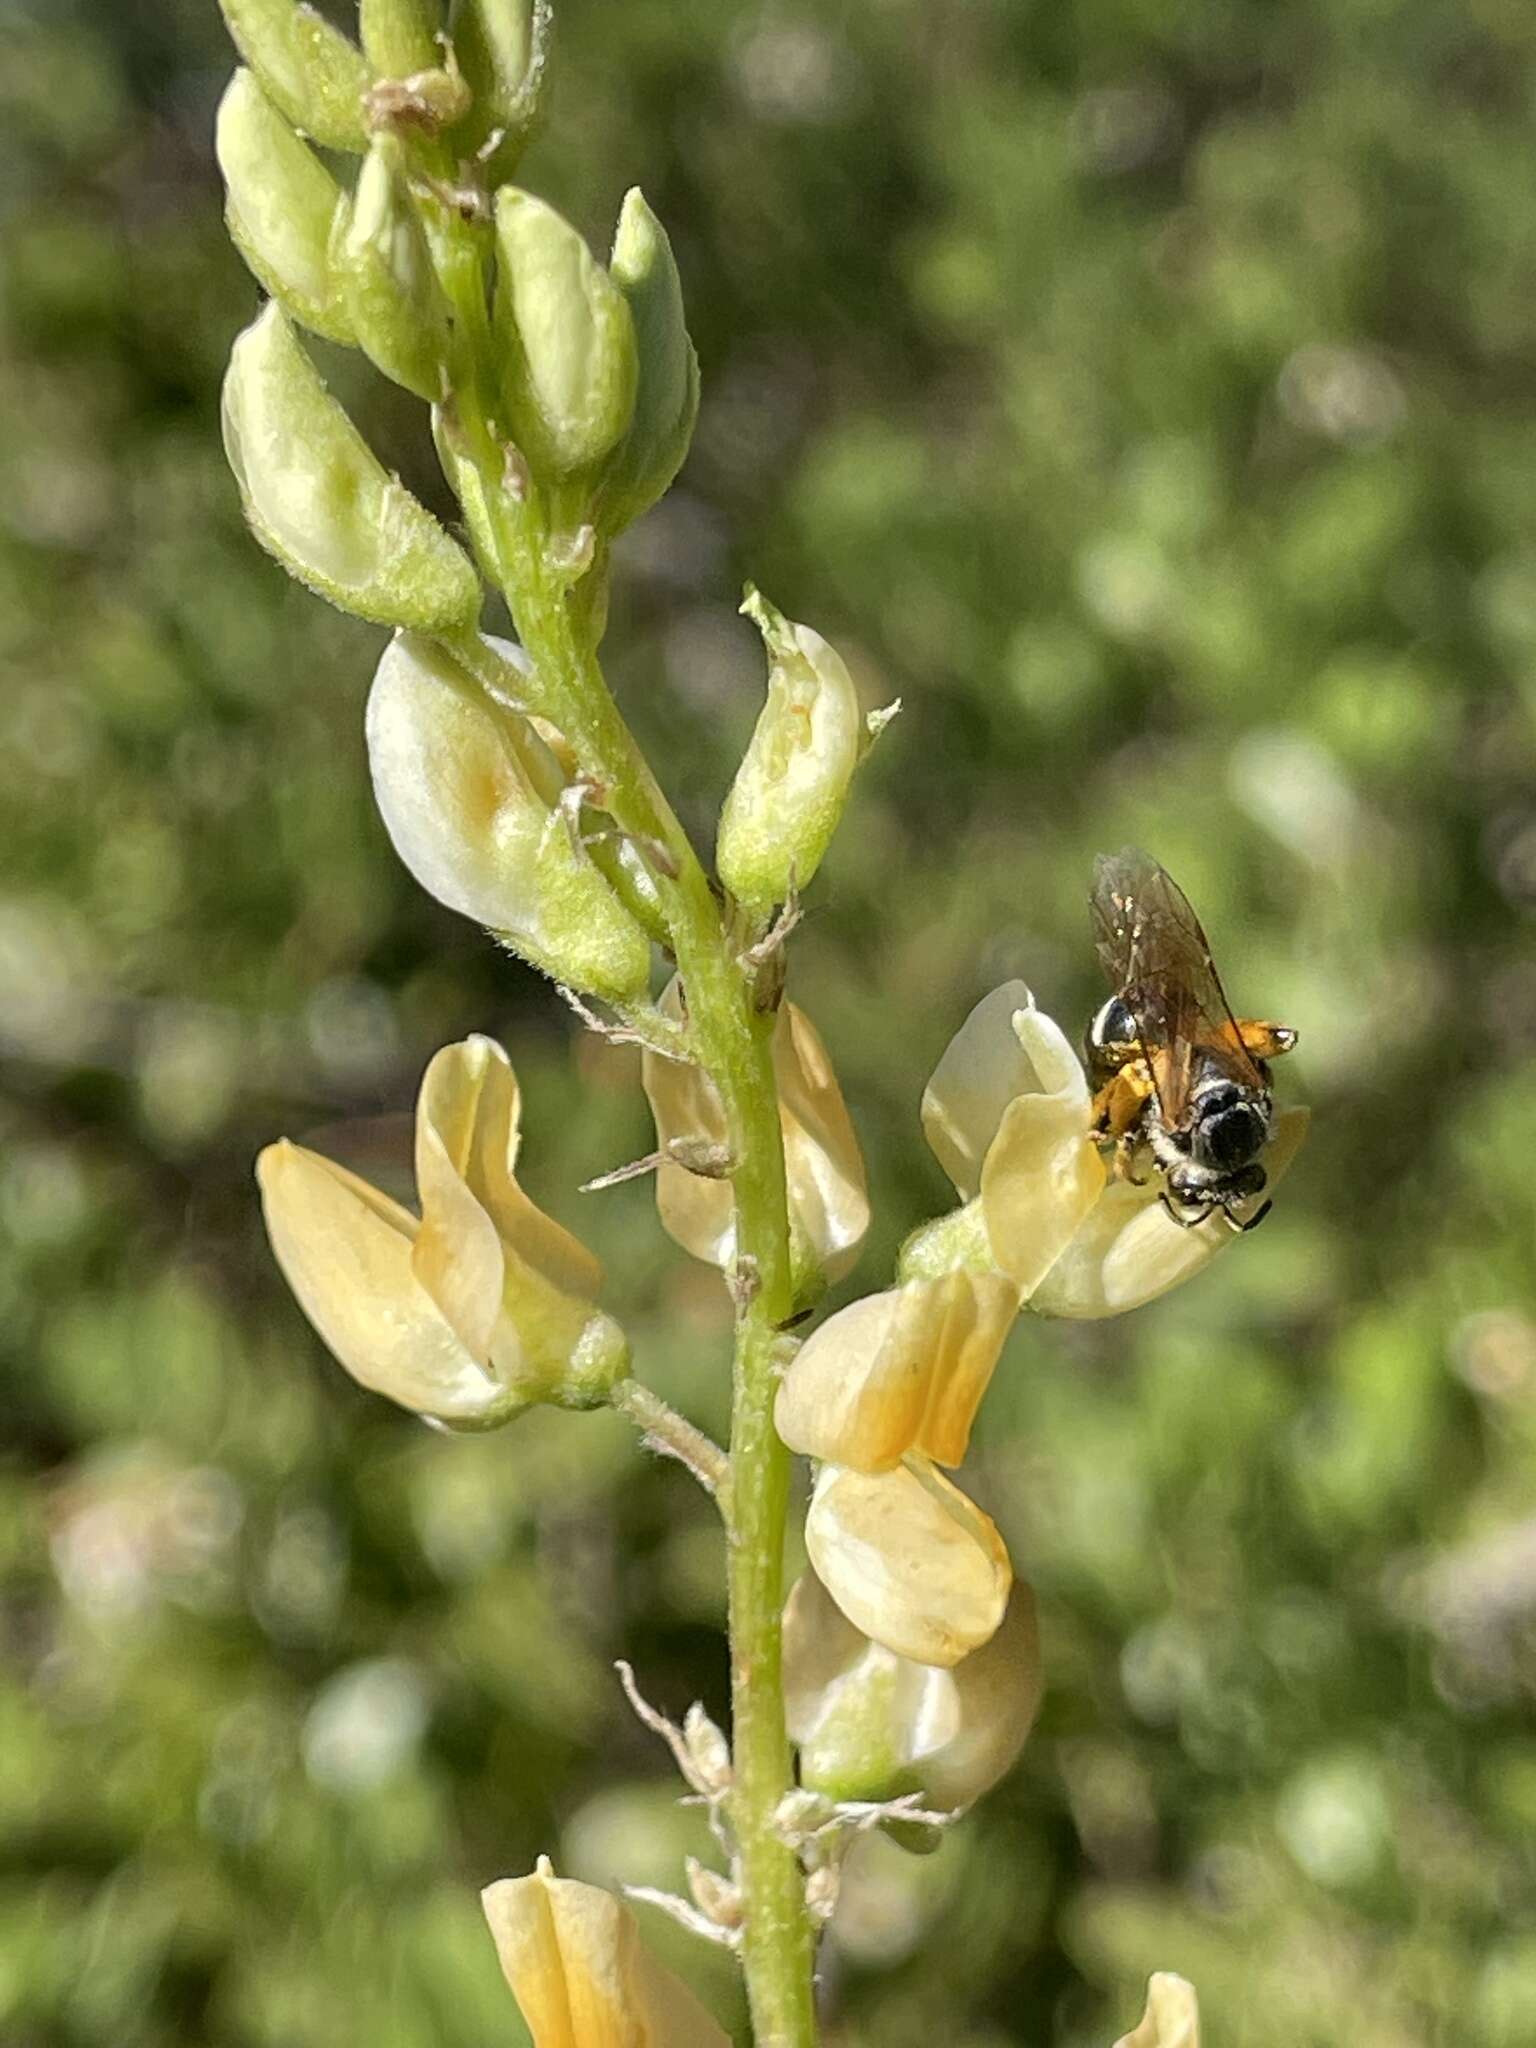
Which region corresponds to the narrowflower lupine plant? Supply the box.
[215,4,1301,2038]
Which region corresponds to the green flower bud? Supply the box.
[365,632,653,1003]
[331,136,448,400]
[217,71,352,344]
[222,303,481,629]
[359,0,443,76]
[218,0,371,152]
[599,189,699,535]
[493,189,638,482]
[448,0,551,178]
[717,588,862,914]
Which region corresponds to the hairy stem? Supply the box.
[438,411,818,2038]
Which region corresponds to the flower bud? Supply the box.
[332,135,448,400]
[641,981,869,1284]
[784,1570,1042,1811]
[366,632,652,1002]
[259,1036,628,1429]
[804,1459,1011,1668]
[218,0,371,152]
[359,0,442,76]
[216,70,352,343]
[482,1856,731,2048]
[598,189,699,535]
[1114,1974,1201,2048]
[448,0,551,178]
[222,304,480,629]
[493,189,638,481]
[775,1270,1019,1474]
[717,589,862,916]
[1031,1105,1309,1318]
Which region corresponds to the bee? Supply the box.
[1085,849,1297,1232]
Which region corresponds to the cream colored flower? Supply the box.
[775,1269,1019,1473]
[1113,1973,1201,2048]
[921,981,1307,1316]
[784,1569,1041,1810]
[804,1459,1011,1668]
[641,980,869,1283]
[258,1036,627,1428]
[482,1857,731,2048]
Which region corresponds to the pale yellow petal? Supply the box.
[805,1459,1011,1668]
[916,1582,1042,1811]
[417,1036,602,1305]
[257,1140,504,1422]
[776,1000,870,1282]
[481,1859,731,2048]
[412,1040,507,1361]
[643,990,736,1266]
[979,1089,1106,1297]
[1113,1973,1201,2048]
[922,980,1049,1198]
[775,1271,1019,1472]
[1031,1106,1309,1319]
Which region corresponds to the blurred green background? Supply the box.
[5,0,1536,2041]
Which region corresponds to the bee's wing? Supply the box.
[1091,848,1264,1126]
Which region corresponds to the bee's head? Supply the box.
[1190,1080,1269,1172]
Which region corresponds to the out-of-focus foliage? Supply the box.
[3,0,1536,2043]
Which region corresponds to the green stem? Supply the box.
[440,425,818,2040]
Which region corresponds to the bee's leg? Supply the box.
[1158,1190,1203,1230]
[1234,1019,1298,1060]
[1230,1197,1272,1234]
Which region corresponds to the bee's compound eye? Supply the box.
[1088,994,1138,1053]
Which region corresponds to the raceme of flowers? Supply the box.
[213,6,1297,2023]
